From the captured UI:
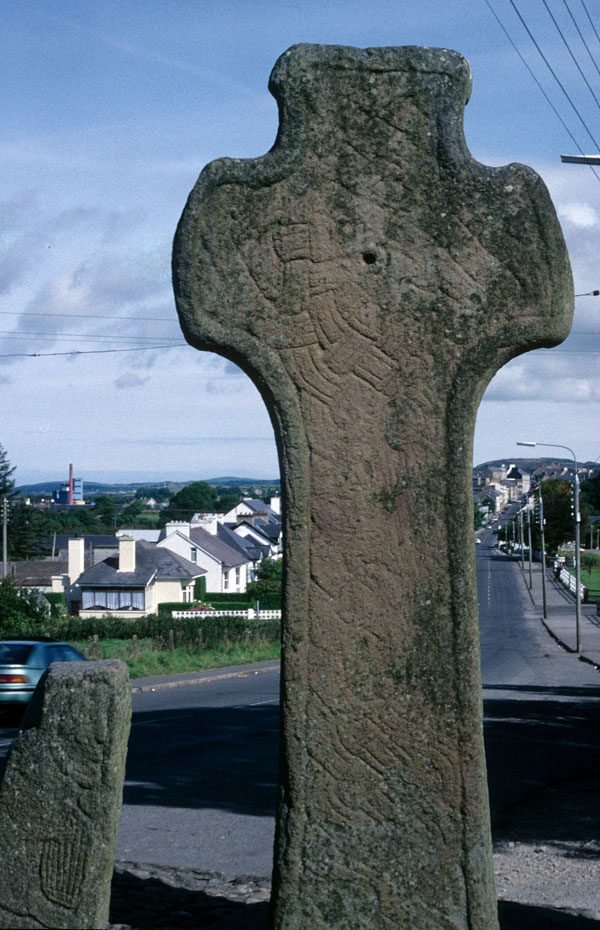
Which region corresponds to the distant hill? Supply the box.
[474,457,598,472]
[15,477,280,496]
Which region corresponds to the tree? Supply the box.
[0,444,16,499]
[7,500,46,560]
[0,577,49,632]
[582,553,597,574]
[215,492,241,514]
[93,494,117,528]
[158,482,218,526]
[581,473,600,514]
[134,486,172,501]
[246,558,283,600]
[533,478,587,557]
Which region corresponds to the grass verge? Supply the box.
[71,637,281,679]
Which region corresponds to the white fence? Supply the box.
[172,608,282,621]
[558,567,587,603]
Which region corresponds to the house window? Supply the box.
[82,589,145,610]
[235,567,241,587]
[223,571,229,590]
[190,548,197,563]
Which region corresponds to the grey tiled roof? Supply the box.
[188,527,249,568]
[216,523,269,561]
[240,499,278,518]
[52,534,120,551]
[234,518,281,544]
[78,541,204,588]
[9,560,68,585]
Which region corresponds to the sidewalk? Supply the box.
[130,659,280,694]
[516,554,600,669]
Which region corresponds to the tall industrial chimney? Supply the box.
[68,463,74,506]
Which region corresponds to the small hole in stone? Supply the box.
[362,251,377,265]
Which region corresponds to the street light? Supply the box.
[517,440,581,652]
[537,486,547,620]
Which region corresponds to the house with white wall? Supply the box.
[156,522,251,594]
[61,536,205,617]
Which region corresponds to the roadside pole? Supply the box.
[2,497,7,580]
[575,471,582,653]
[527,502,533,590]
[519,507,525,570]
[538,489,547,619]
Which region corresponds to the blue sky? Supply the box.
[2,0,600,484]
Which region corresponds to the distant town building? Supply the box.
[56,463,84,506]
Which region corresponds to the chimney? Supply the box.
[165,521,191,538]
[68,538,85,585]
[68,463,74,506]
[118,536,136,573]
[270,495,281,515]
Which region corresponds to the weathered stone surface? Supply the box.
[173,44,573,930]
[0,660,131,929]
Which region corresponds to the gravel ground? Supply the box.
[107,779,600,929]
[493,776,600,928]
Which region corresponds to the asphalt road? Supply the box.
[117,668,280,875]
[477,527,600,822]
[0,531,598,915]
[116,533,600,876]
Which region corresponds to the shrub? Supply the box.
[45,592,67,618]
[194,576,207,600]
[0,577,51,635]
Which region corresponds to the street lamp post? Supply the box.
[538,487,547,620]
[518,507,525,570]
[517,440,581,652]
[526,500,533,590]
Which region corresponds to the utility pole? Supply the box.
[538,488,547,620]
[519,507,525,570]
[2,496,8,580]
[574,469,582,653]
[518,441,581,652]
[526,502,533,590]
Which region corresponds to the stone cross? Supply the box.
[173,44,573,930]
[0,660,131,929]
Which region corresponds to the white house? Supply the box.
[60,536,205,617]
[156,522,251,594]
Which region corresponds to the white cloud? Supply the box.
[114,373,151,389]
[558,202,599,229]
[483,351,600,404]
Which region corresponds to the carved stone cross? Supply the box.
[173,44,572,930]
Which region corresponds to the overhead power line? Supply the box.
[508,0,600,152]
[0,330,180,343]
[0,343,187,359]
[481,0,600,184]
[580,0,600,55]
[563,0,600,81]
[542,0,600,111]
[0,310,178,323]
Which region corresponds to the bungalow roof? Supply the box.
[188,526,249,568]
[78,540,204,588]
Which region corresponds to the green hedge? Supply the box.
[0,612,281,650]
[208,592,281,608]
[45,592,67,617]
[194,576,207,600]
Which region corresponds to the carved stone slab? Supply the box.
[173,44,573,930]
[0,660,131,929]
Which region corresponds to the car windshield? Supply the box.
[0,643,34,665]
